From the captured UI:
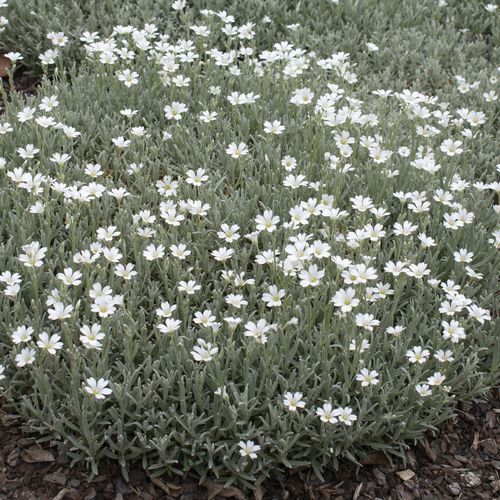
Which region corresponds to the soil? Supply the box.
[0,67,41,112]
[0,389,498,500]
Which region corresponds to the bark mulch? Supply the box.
[0,389,498,500]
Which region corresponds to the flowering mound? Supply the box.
[0,0,499,489]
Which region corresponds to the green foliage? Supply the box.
[0,0,499,489]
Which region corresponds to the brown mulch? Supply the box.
[0,389,498,500]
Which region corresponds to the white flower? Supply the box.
[316,403,338,424]
[440,139,463,156]
[238,440,260,459]
[80,324,105,350]
[211,247,234,262]
[244,319,271,344]
[18,241,47,268]
[172,0,186,10]
[17,144,39,159]
[178,280,201,294]
[37,332,63,354]
[442,320,466,343]
[191,339,218,362]
[57,267,82,286]
[262,285,285,307]
[84,377,112,399]
[299,264,324,287]
[427,372,446,386]
[186,168,209,186]
[356,368,379,387]
[157,318,182,334]
[290,87,314,105]
[143,244,165,261]
[15,348,36,367]
[332,407,358,426]
[255,210,280,233]
[171,243,191,260]
[225,142,249,158]
[217,224,240,243]
[415,384,432,397]
[90,296,116,318]
[283,392,306,412]
[112,136,131,148]
[263,120,285,135]
[117,69,139,87]
[11,326,34,344]
[47,303,74,321]
[406,346,430,364]
[164,101,188,120]
[331,287,359,312]
[355,313,380,331]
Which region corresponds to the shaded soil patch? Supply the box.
[0,66,41,112]
[0,389,498,499]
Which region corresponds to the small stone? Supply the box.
[69,479,81,488]
[396,469,415,481]
[461,471,481,487]
[447,482,461,496]
[481,438,498,457]
[491,479,500,494]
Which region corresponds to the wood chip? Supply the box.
[361,452,390,466]
[352,482,363,500]
[21,447,55,463]
[396,469,415,481]
[471,430,480,450]
[44,471,67,485]
[6,448,20,467]
[486,411,497,428]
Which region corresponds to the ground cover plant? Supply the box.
[0,0,499,490]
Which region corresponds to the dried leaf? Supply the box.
[203,479,246,500]
[0,55,12,78]
[396,469,415,481]
[361,452,390,466]
[422,436,437,462]
[146,472,182,497]
[21,447,55,463]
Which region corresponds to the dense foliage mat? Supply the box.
[0,0,498,489]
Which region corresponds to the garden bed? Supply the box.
[0,0,498,495]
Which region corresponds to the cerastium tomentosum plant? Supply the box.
[0,0,498,489]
